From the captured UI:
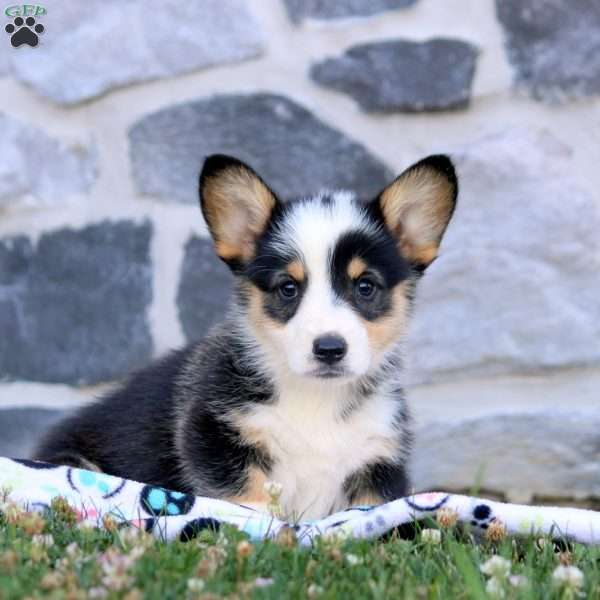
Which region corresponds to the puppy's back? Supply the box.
[34,347,193,490]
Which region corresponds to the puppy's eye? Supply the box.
[355,276,377,300]
[278,280,298,300]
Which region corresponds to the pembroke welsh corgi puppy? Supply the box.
[35,153,458,520]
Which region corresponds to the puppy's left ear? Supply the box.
[375,155,457,269]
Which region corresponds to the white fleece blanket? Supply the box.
[1,457,598,546]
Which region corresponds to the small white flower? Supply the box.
[421,528,441,544]
[480,556,511,579]
[264,480,283,499]
[345,553,363,566]
[508,574,529,588]
[187,578,205,592]
[254,577,274,588]
[536,537,548,549]
[485,577,505,598]
[307,583,324,598]
[77,520,95,531]
[119,526,151,547]
[31,534,54,547]
[88,587,109,599]
[65,542,80,558]
[552,565,584,589]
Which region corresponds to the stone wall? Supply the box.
[0,0,599,502]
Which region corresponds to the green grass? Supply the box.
[1,503,599,599]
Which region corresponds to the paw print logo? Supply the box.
[5,16,44,48]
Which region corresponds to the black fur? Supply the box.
[246,236,306,324]
[330,228,410,321]
[35,325,273,497]
[344,461,410,504]
[35,348,192,490]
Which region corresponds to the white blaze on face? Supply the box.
[268,192,378,379]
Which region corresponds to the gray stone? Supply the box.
[407,128,600,383]
[0,221,153,385]
[177,236,233,342]
[129,93,392,204]
[496,0,600,102]
[311,39,478,113]
[412,410,600,502]
[8,0,264,105]
[0,408,67,459]
[0,113,97,207]
[282,0,417,23]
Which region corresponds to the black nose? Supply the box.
[313,335,347,365]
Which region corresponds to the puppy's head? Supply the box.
[200,154,457,382]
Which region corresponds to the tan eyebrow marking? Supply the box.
[286,259,305,281]
[348,257,367,279]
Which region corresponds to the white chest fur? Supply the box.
[237,382,401,520]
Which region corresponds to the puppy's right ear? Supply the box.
[199,155,278,267]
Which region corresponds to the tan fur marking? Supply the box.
[225,467,270,508]
[351,492,383,507]
[379,166,454,267]
[203,166,276,261]
[398,240,439,267]
[225,410,272,511]
[231,406,269,451]
[365,284,410,355]
[215,241,242,261]
[347,257,367,279]
[286,260,305,282]
[247,285,284,334]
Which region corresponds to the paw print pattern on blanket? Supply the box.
[12,458,61,470]
[470,503,495,530]
[3,459,600,546]
[140,485,196,516]
[405,492,450,512]
[179,517,222,541]
[67,468,127,499]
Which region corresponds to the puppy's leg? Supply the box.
[346,461,408,508]
[225,466,272,513]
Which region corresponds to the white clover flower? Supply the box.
[480,555,511,579]
[345,553,363,566]
[187,578,205,592]
[508,574,529,589]
[263,480,283,499]
[31,534,54,547]
[65,542,81,558]
[552,565,584,590]
[99,547,143,592]
[485,577,505,598]
[119,526,152,548]
[421,528,441,544]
